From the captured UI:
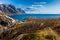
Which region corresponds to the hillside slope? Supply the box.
[0,4,25,16]
[0,14,60,40]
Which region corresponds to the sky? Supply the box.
[0,0,60,14]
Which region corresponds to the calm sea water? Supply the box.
[10,14,60,21]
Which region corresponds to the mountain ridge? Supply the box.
[0,4,25,16]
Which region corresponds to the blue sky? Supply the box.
[0,0,60,14]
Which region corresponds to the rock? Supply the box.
[17,8,25,14]
[0,4,25,16]
[0,13,19,34]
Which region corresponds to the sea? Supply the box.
[10,14,60,21]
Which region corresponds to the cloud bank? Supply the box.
[25,0,60,14]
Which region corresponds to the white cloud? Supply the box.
[25,1,60,14]
[40,2,47,4]
[32,5,43,7]
[34,2,47,5]
[26,5,60,14]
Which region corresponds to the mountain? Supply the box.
[0,4,25,16]
[17,8,25,14]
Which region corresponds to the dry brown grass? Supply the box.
[0,18,60,40]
